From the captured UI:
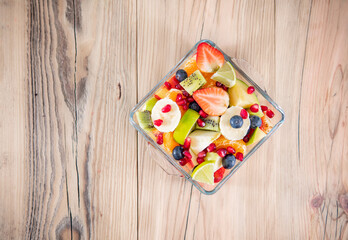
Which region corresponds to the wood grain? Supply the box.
[136,0,206,239]
[0,0,137,239]
[0,0,347,239]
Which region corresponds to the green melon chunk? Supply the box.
[247,127,266,145]
[173,109,200,145]
[228,79,259,108]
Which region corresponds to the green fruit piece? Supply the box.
[205,152,222,171]
[211,62,236,87]
[136,110,154,132]
[196,116,220,132]
[173,109,200,145]
[179,70,207,95]
[191,160,215,185]
[145,97,158,112]
[247,127,267,145]
[247,107,264,117]
[189,130,221,154]
[228,79,259,108]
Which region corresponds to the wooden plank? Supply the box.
[185,0,308,239]
[273,0,313,239]
[0,1,28,239]
[0,0,138,239]
[136,0,206,239]
[299,0,348,239]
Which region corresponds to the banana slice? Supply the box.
[151,98,181,132]
[220,106,250,141]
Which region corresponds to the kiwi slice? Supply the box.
[179,70,207,95]
[145,97,158,112]
[196,116,220,132]
[136,110,154,132]
[228,79,259,108]
[173,109,200,145]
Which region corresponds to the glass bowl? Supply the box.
[129,39,285,195]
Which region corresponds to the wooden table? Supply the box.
[1,0,347,239]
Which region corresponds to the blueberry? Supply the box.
[189,101,201,112]
[175,69,188,82]
[222,154,236,169]
[172,146,184,160]
[250,115,262,129]
[230,115,243,128]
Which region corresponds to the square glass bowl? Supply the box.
[129,39,284,195]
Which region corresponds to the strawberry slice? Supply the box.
[193,88,229,116]
[196,42,224,73]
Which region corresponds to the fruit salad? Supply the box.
[134,41,280,189]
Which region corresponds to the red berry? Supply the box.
[154,95,161,100]
[214,167,225,183]
[222,85,228,91]
[154,119,163,126]
[250,104,259,113]
[179,158,187,166]
[183,105,188,110]
[236,152,244,161]
[161,104,171,113]
[216,81,222,87]
[243,136,250,143]
[261,105,268,112]
[214,175,223,183]
[266,109,275,118]
[175,84,183,90]
[164,82,172,90]
[156,133,163,145]
[197,157,205,164]
[183,150,192,159]
[177,99,186,106]
[199,110,208,118]
[176,93,183,102]
[206,143,216,152]
[217,148,227,158]
[240,109,248,119]
[183,137,191,149]
[182,90,190,97]
[197,118,205,127]
[227,146,236,154]
[197,151,207,158]
[247,86,255,94]
[187,97,194,103]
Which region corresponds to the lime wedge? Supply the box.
[191,161,215,185]
[211,62,236,87]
